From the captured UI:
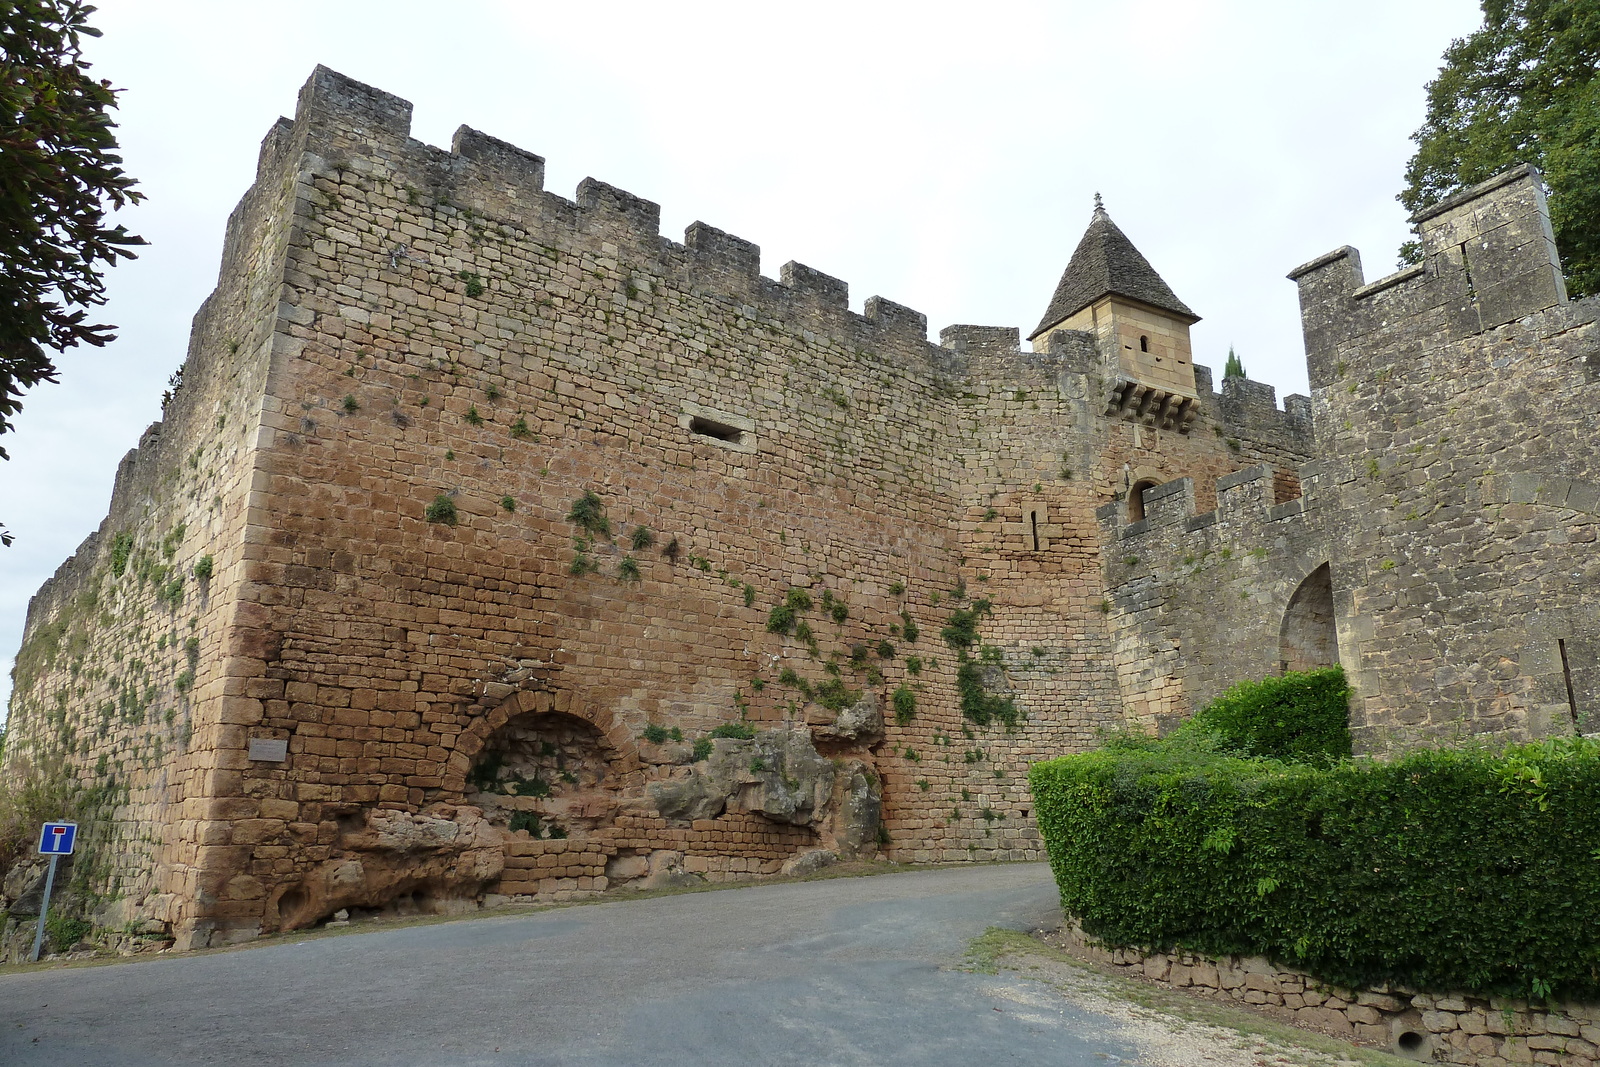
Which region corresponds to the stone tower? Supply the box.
[1029,196,1201,434]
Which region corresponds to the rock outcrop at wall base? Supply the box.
[1050,921,1600,1067]
[646,726,882,855]
[272,804,506,931]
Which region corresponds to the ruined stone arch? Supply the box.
[452,688,642,841]
[1280,563,1337,674]
[450,690,641,798]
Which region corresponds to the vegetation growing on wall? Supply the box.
[1030,724,1600,1001]
[566,490,609,537]
[0,745,121,937]
[424,494,457,525]
[941,597,1019,728]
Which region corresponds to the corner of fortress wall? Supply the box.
[1282,164,1598,752]
[3,72,323,949]
[1288,163,1568,392]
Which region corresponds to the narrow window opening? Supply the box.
[1128,479,1160,521]
[1459,241,1476,301]
[1139,335,1149,352]
[1029,509,1040,552]
[1559,638,1579,729]
[689,416,743,444]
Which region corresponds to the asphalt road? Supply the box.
[0,863,1153,1066]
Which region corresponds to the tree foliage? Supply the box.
[1399,0,1600,294]
[0,1,144,543]
[1171,666,1351,764]
[1222,346,1244,380]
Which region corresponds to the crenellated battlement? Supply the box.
[1095,459,1339,733]
[1096,460,1327,549]
[1289,164,1567,390]
[269,67,946,370]
[266,66,1325,419]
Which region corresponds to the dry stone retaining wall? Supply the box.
[1054,921,1600,1067]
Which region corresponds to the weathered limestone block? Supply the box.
[1296,1006,1354,1037]
[823,759,882,856]
[810,690,884,743]
[643,727,881,861]
[639,849,701,889]
[647,773,729,822]
[274,803,504,930]
[605,853,648,882]
[2,856,54,917]
[780,849,838,876]
[731,728,836,825]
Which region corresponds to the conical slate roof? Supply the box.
[1029,196,1199,339]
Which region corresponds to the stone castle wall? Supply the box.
[15,68,1589,954]
[1095,462,1333,733]
[1289,166,1599,752]
[1,67,1316,947]
[1095,166,1599,754]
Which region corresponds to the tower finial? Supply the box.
[1093,191,1104,213]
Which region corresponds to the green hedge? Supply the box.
[1174,667,1350,763]
[1029,735,1600,999]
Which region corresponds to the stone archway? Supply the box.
[1280,563,1337,673]
[450,689,639,792]
[1122,464,1168,522]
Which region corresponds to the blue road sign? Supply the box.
[37,822,77,855]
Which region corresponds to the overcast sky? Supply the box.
[0,0,1485,719]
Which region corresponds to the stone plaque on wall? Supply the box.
[247,737,288,762]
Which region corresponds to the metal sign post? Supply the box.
[30,822,77,963]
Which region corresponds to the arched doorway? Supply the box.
[1280,563,1337,673]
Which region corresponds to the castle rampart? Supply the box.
[2,67,1326,951]
[1092,165,1598,754]
[1096,462,1335,732]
